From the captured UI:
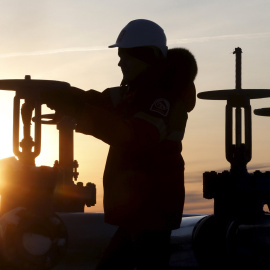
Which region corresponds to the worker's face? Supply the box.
[118,49,149,83]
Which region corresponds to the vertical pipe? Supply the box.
[13,95,21,159]
[34,101,41,158]
[233,47,243,150]
[234,47,242,90]
[245,104,252,163]
[225,103,233,163]
[235,107,242,147]
[58,120,74,185]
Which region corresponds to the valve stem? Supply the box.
[233,47,242,90]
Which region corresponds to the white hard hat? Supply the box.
[109,19,168,57]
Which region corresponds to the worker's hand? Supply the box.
[41,88,66,109]
[41,86,86,118]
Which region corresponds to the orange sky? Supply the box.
[0,0,270,215]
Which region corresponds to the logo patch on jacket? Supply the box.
[150,98,170,116]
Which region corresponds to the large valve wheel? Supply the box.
[197,48,270,172]
[198,89,270,169]
[0,76,70,164]
[0,76,70,96]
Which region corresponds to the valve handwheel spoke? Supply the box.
[254,108,270,116]
[32,113,62,125]
[198,89,270,100]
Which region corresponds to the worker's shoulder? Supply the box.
[101,86,129,107]
[103,86,127,97]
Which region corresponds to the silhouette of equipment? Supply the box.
[193,48,270,269]
[254,107,270,116]
[0,76,96,269]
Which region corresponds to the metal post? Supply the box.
[234,47,242,90]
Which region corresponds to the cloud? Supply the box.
[0,46,107,58]
[1,30,269,59]
[184,190,213,214]
[2,31,270,59]
[168,32,270,46]
[247,163,270,172]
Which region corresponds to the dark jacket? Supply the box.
[75,49,197,229]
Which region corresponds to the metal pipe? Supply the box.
[235,107,242,147]
[234,47,242,90]
[13,95,21,159]
[225,103,233,163]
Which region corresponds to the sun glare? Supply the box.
[0,125,13,159]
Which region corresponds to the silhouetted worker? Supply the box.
[42,19,197,270]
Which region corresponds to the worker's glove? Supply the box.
[41,86,86,119]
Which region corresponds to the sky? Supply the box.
[0,0,270,214]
